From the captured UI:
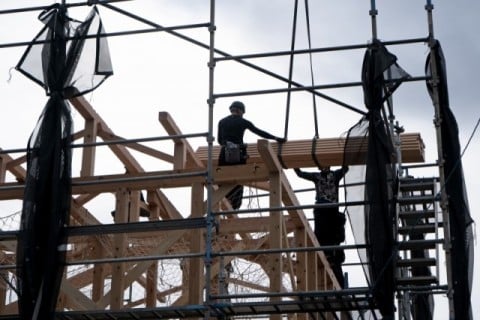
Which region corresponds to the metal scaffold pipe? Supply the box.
[425,0,435,40]
[370,0,378,40]
[205,0,217,316]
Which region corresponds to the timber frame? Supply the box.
[0,94,425,318]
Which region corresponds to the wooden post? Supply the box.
[0,157,6,183]
[269,173,282,320]
[146,192,160,307]
[91,238,106,303]
[295,228,308,320]
[110,188,129,310]
[145,263,158,307]
[0,270,7,313]
[80,118,97,177]
[188,182,204,305]
[129,190,141,222]
[174,141,187,170]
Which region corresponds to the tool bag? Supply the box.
[224,141,241,163]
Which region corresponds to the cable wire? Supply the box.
[304,0,320,139]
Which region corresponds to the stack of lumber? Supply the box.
[190,133,424,168]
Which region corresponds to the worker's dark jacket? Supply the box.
[294,167,348,203]
[217,114,276,165]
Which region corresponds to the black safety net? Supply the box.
[16,5,113,97]
[15,4,112,320]
[425,40,474,320]
[343,39,409,319]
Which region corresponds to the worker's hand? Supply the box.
[276,137,286,143]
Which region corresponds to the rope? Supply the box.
[304,0,324,169]
[277,0,299,169]
[283,0,298,141]
[304,0,320,140]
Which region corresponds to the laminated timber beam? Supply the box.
[191,132,425,168]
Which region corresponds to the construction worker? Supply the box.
[217,101,285,209]
[294,165,348,287]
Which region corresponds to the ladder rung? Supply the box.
[399,210,435,219]
[400,178,437,191]
[397,257,436,267]
[399,239,440,250]
[399,182,435,192]
[398,223,441,235]
[396,276,438,286]
[398,195,436,205]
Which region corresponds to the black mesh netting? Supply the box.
[426,40,474,320]
[15,4,112,319]
[16,4,113,97]
[343,40,409,319]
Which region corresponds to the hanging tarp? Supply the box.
[15,4,112,320]
[343,39,410,319]
[425,40,474,320]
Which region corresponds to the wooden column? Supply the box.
[295,228,308,320]
[256,140,284,320]
[80,118,97,177]
[110,188,129,310]
[268,172,283,294]
[145,263,158,307]
[146,192,160,307]
[173,141,187,170]
[188,182,204,305]
[0,157,6,183]
[0,270,7,313]
[308,243,318,291]
[129,190,141,222]
[91,239,106,303]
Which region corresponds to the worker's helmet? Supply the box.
[229,101,245,113]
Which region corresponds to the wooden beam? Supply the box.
[69,95,143,174]
[0,151,26,182]
[97,228,188,308]
[218,216,296,234]
[60,280,99,311]
[101,132,174,163]
[158,112,205,169]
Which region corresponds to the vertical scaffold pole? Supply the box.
[369,0,378,40]
[205,0,216,318]
[424,1,455,319]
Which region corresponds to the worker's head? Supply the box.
[229,101,245,114]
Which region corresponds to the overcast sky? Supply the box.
[0,1,478,318]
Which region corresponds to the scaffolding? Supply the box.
[0,1,471,319]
